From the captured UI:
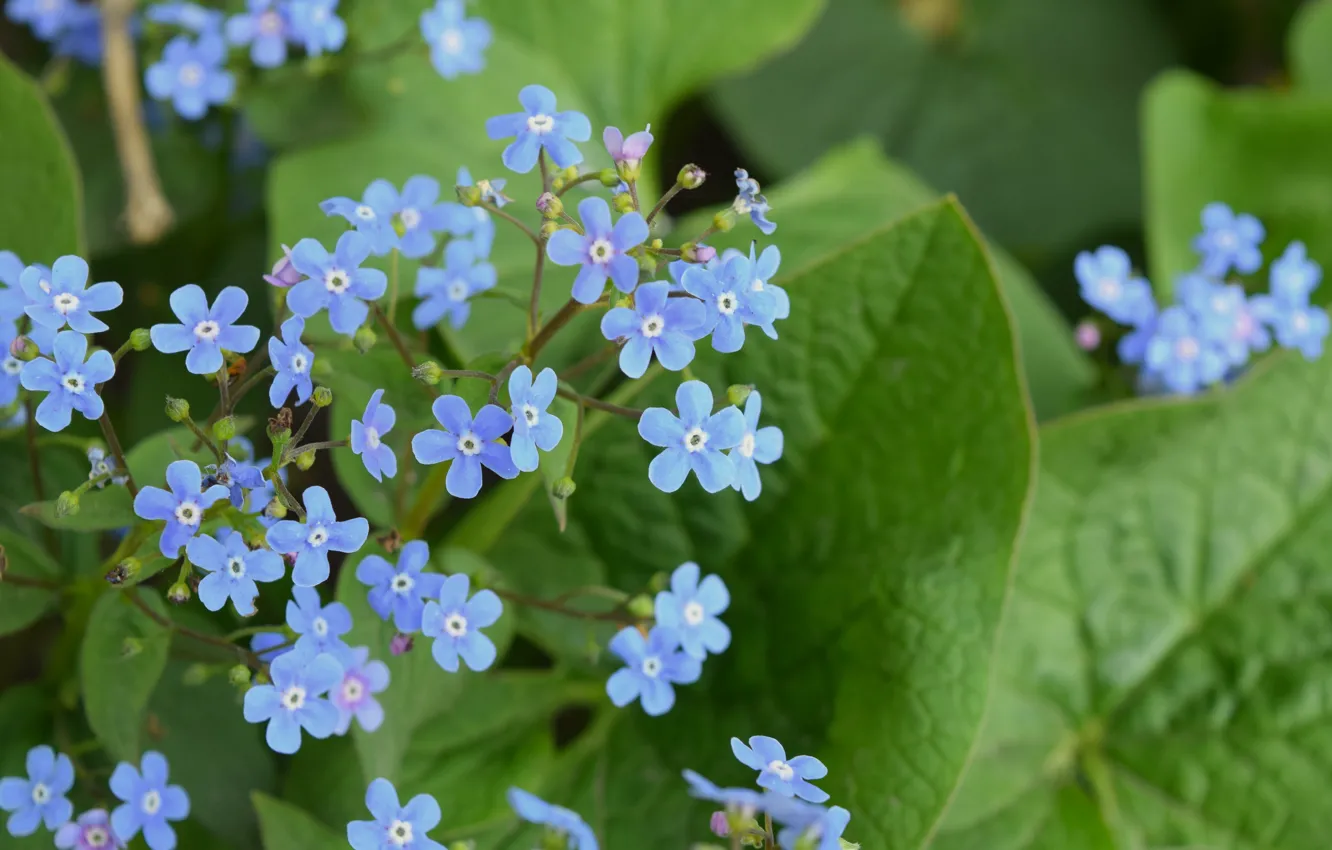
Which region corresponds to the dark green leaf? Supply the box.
[125,420,254,486]
[80,588,171,761]
[0,529,59,637]
[253,792,345,850]
[21,486,135,531]
[1291,0,1332,91]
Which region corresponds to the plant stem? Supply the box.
[293,439,348,455]
[556,171,602,197]
[98,412,138,495]
[0,572,60,591]
[387,248,400,324]
[230,365,275,406]
[182,415,224,465]
[492,588,641,625]
[482,201,540,246]
[271,473,305,519]
[526,297,606,360]
[555,387,643,419]
[286,404,321,458]
[539,148,551,194]
[628,180,640,212]
[223,623,286,642]
[126,591,263,669]
[373,303,438,399]
[564,397,585,478]
[527,235,546,342]
[24,395,45,503]
[216,366,231,419]
[645,181,683,224]
[112,338,136,363]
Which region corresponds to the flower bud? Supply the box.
[55,490,80,518]
[311,356,333,378]
[105,557,140,585]
[712,209,736,233]
[182,663,210,686]
[265,497,287,521]
[121,637,143,658]
[613,193,636,214]
[165,396,191,423]
[626,593,654,620]
[353,326,377,354]
[695,244,717,263]
[390,633,414,656]
[457,184,482,206]
[540,827,569,850]
[679,164,706,189]
[129,328,152,351]
[413,360,444,386]
[726,384,753,407]
[263,245,302,288]
[313,386,333,408]
[539,221,560,240]
[550,176,566,192]
[9,335,38,361]
[295,450,316,471]
[599,168,621,188]
[228,665,251,688]
[561,166,580,182]
[536,192,564,219]
[213,416,237,442]
[647,571,670,593]
[377,528,403,553]
[710,811,730,838]
[1074,319,1101,351]
[617,159,642,184]
[167,581,191,604]
[552,477,577,499]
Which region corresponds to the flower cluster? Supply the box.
[5,0,107,65]
[1076,203,1328,395]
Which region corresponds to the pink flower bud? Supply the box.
[710,811,730,838]
[264,245,301,288]
[695,244,717,263]
[1074,319,1101,351]
[390,633,414,656]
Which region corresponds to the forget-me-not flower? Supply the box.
[458,165,507,207]
[187,527,284,615]
[0,250,24,318]
[412,239,496,331]
[243,645,342,754]
[730,391,783,502]
[546,196,648,303]
[319,181,400,255]
[603,125,653,170]
[6,0,75,39]
[730,736,829,802]
[268,315,314,407]
[600,281,706,378]
[20,255,122,333]
[387,176,453,259]
[287,232,388,335]
[87,446,128,488]
[770,801,851,850]
[134,460,230,557]
[208,452,266,508]
[421,573,502,672]
[288,0,345,56]
[1192,202,1264,277]
[265,484,370,586]
[1178,276,1268,368]
[734,244,788,339]
[1073,246,1153,326]
[734,169,776,235]
[150,284,260,375]
[1252,297,1330,360]
[146,2,224,33]
[682,254,775,353]
[20,331,114,432]
[252,631,291,663]
[51,3,103,65]
[485,84,591,173]
[0,324,20,407]
[226,0,290,67]
[1269,241,1322,303]
[506,365,562,473]
[638,380,744,493]
[54,808,115,850]
[145,33,234,120]
[411,395,518,499]
[420,0,490,81]
[451,166,498,256]
[655,561,730,660]
[605,625,700,716]
[108,752,188,850]
[329,645,389,735]
[350,388,397,482]
[357,539,446,633]
[287,585,353,655]
[0,745,73,836]
[681,769,764,812]
[506,788,597,850]
[347,778,444,850]
[1143,306,1228,394]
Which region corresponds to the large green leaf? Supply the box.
[21,486,135,531]
[253,792,346,850]
[1290,0,1332,91]
[0,529,60,637]
[1142,71,1332,298]
[267,0,824,359]
[710,0,1174,256]
[0,51,82,262]
[935,349,1332,848]
[80,588,171,761]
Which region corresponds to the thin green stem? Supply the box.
[645,181,683,224]
[628,180,640,212]
[373,303,437,399]
[555,171,602,197]
[563,396,585,478]
[293,439,348,455]
[216,366,231,421]
[126,591,264,670]
[286,404,321,459]
[528,236,546,342]
[230,365,276,406]
[112,338,136,363]
[555,387,643,420]
[181,415,224,465]
[271,473,305,519]
[98,412,138,495]
[492,588,641,625]
[526,297,607,359]
[482,201,540,246]
[539,148,551,194]
[387,248,400,324]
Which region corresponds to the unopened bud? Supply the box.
[536,192,563,219]
[268,408,292,445]
[712,209,736,233]
[9,335,38,361]
[165,396,190,422]
[710,811,730,838]
[264,244,302,288]
[121,637,143,658]
[838,839,861,850]
[550,176,566,192]
[313,386,333,408]
[55,490,79,518]
[390,633,414,656]
[182,664,210,686]
[539,221,560,240]
[647,571,670,593]
[552,477,577,499]
[626,593,654,620]
[353,326,377,354]
[295,450,316,471]
[167,581,191,605]
[726,384,753,407]
[457,184,482,206]
[613,193,635,214]
[377,528,403,553]
[598,167,621,188]
[447,841,475,850]
[264,497,287,521]
[540,827,569,850]
[1074,319,1101,351]
[213,416,237,442]
[561,166,579,182]
[679,164,706,189]
[413,360,444,386]
[106,557,140,585]
[129,328,152,351]
[228,665,251,688]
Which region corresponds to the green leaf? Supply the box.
[80,588,171,761]
[1142,70,1332,297]
[1290,0,1332,90]
[537,396,579,531]
[21,486,135,531]
[709,0,1174,255]
[935,350,1332,848]
[0,51,82,262]
[0,529,59,637]
[253,792,346,850]
[125,420,254,486]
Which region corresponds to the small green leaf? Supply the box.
[80,589,171,761]
[20,486,135,531]
[253,792,345,850]
[0,530,59,637]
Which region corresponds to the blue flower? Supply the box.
[1142,306,1228,395]
[186,528,284,615]
[654,562,730,660]
[108,752,188,850]
[411,395,519,499]
[5,0,74,40]
[546,196,649,303]
[390,176,456,259]
[329,645,389,735]
[150,284,260,375]
[729,391,783,501]
[1192,202,1264,277]
[351,388,397,482]
[251,631,291,663]
[605,625,700,716]
[1178,275,1268,368]
[452,166,499,256]
[421,573,502,672]
[319,181,401,256]
[145,33,234,120]
[458,165,508,207]
[682,253,776,353]
[734,169,776,235]
[208,452,266,507]
[1252,297,1330,361]
[603,125,654,168]
[133,460,229,557]
[54,807,115,850]
[0,250,25,318]
[638,380,745,493]
[19,255,120,333]
[600,281,706,378]
[245,458,286,526]
[287,231,389,335]
[506,365,562,473]
[356,539,447,633]
[288,0,345,57]
[506,788,597,850]
[226,0,290,67]
[287,585,353,655]
[1269,241,1322,303]
[772,802,851,850]
[485,84,591,174]
[1073,246,1154,325]
[19,330,115,432]
[412,240,496,331]
[420,0,490,81]
[0,324,20,407]
[268,315,314,408]
[0,745,73,836]
[733,244,787,339]
[730,736,829,802]
[146,2,224,34]
[87,446,128,488]
[347,778,444,850]
[51,3,104,65]
[681,769,764,812]
[242,645,342,754]
[266,485,370,587]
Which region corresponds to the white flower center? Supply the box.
[439,27,462,54]
[1235,313,1255,338]
[307,526,329,547]
[589,239,614,265]
[85,826,110,847]
[194,319,220,342]
[227,557,245,578]
[1096,278,1120,301]
[281,684,306,711]
[177,61,204,88]
[684,426,708,453]
[341,677,364,703]
[311,6,327,21]
[388,820,414,846]
[391,572,415,595]
[312,616,328,637]
[1294,312,1311,333]
[456,430,481,456]
[526,113,554,134]
[447,280,469,302]
[175,500,201,526]
[290,352,308,373]
[53,292,80,314]
[1216,230,1236,249]
[324,268,351,294]
[398,207,421,230]
[521,403,539,426]
[62,371,86,393]
[683,600,705,626]
[141,789,161,816]
[30,783,50,804]
[2,356,21,375]
[444,612,468,637]
[93,460,111,477]
[738,432,756,458]
[751,278,766,292]
[1174,337,1200,362]
[640,313,665,338]
[364,426,381,450]
[257,10,283,34]
[1211,294,1231,313]
[354,205,376,221]
[640,655,662,678]
[767,760,795,782]
[476,179,494,195]
[716,291,738,315]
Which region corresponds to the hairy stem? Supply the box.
[482,201,541,246]
[492,588,641,625]
[555,171,602,197]
[555,387,643,420]
[286,403,321,458]
[373,303,438,399]
[527,236,546,342]
[293,438,348,455]
[645,181,683,224]
[526,297,606,360]
[387,248,400,324]
[98,412,138,496]
[127,591,263,669]
[539,148,551,194]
